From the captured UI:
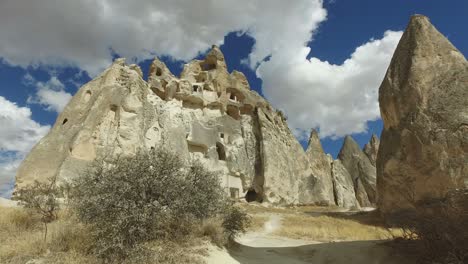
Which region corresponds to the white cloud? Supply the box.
[0,0,326,77]
[26,76,73,113]
[0,153,22,198]
[258,30,403,139]
[0,0,402,139]
[0,96,50,197]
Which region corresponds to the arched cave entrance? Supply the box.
[245,189,262,203]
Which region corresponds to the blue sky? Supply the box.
[0,0,467,197]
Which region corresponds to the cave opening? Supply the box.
[156,67,162,76]
[245,189,262,203]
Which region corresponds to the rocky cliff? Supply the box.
[303,129,335,205]
[377,15,468,214]
[14,46,321,205]
[363,134,379,167]
[338,136,377,207]
[15,45,379,207]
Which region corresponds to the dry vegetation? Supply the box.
[0,207,97,264]
[276,214,398,241]
[241,203,402,242]
[391,189,468,264]
[0,206,222,264]
[1,149,250,264]
[248,214,269,231]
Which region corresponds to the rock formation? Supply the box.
[15,46,321,205]
[303,129,335,205]
[363,134,379,166]
[338,136,377,207]
[331,159,360,209]
[377,15,468,214]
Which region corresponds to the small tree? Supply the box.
[15,177,60,242]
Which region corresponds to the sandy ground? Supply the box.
[205,213,410,264]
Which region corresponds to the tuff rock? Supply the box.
[363,134,380,166]
[15,46,323,205]
[338,136,377,207]
[331,159,360,209]
[304,129,335,206]
[377,15,468,214]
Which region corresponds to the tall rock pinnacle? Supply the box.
[363,134,380,166]
[377,15,468,214]
[303,129,335,205]
[338,136,377,207]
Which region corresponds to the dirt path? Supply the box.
[205,214,410,264]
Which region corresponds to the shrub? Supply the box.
[395,189,468,263]
[222,203,251,241]
[70,148,244,260]
[15,177,60,241]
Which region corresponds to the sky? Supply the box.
[0,0,467,198]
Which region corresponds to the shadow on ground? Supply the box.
[226,239,414,264]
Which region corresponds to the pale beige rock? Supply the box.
[15,46,328,206]
[331,160,360,209]
[15,58,151,190]
[377,15,468,214]
[338,136,376,207]
[303,129,335,206]
[363,134,379,166]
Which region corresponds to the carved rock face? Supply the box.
[14,46,325,205]
[377,15,468,214]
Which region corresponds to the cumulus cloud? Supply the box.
[258,31,403,139]
[0,96,50,197]
[0,0,326,77]
[0,0,402,139]
[26,75,72,113]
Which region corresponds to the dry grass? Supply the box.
[239,203,292,214]
[275,214,401,242]
[248,215,269,231]
[0,206,212,264]
[0,206,97,264]
[196,218,226,247]
[239,203,403,242]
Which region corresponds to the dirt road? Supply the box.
[205,214,410,264]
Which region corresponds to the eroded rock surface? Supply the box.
[15,46,324,205]
[338,136,377,206]
[363,134,379,166]
[331,159,360,209]
[377,15,468,214]
[303,129,335,205]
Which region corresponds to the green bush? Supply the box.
[70,149,247,260]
